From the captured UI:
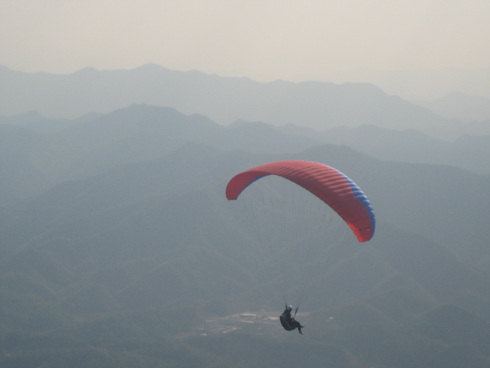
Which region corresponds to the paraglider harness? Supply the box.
[280,305,304,334]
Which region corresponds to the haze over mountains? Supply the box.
[2,64,489,139]
[0,66,489,367]
[330,67,490,102]
[418,91,490,122]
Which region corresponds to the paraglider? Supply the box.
[280,305,304,334]
[226,160,375,242]
[226,160,375,334]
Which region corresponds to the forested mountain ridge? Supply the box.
[1,104,489,206]
[0,104,489,367]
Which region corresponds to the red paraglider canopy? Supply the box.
[226,160,375,242]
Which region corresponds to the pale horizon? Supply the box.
[2,0,490,98]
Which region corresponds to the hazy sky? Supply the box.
[1,0,489,83]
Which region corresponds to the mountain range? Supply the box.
[0,102,489,367]
[3,64,490,140]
